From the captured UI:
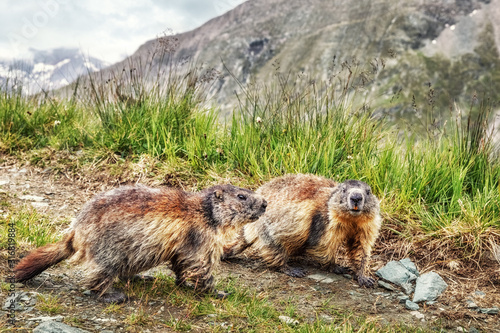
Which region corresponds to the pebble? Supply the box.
[405,300,420,311]
[19,194,46,202]
[397,295,409,304]
[399,258,419,276]
[33,321,90,333]
[28,315,64,322]
[376,261,418,287]
[279,315,299,326]
[307,273,338,284]
[412,272,448,303]
[378,280,396,291]
[479,307,499,315]
[474,290,486,297]
[409,311,425,320]
[465,299,478,309]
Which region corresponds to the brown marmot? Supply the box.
[224,174,381,287]
[14,184,267,301]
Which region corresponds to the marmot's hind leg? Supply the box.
[83,263,127,303]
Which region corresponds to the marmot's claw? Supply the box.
[282,266,307,278]
[357,276,376,288]
[329,264,353,275]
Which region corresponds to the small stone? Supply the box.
[456,327,465,332]
[405,300,420,311]
[307,273,338,284]
[82,290,92,296]
[343,274,352,280]
[398,295,409,304]
[320,314,333,323]
[399,258,419,276]
[409,311,425,320]
[400,282,414,295]
[413,272,448,303]
[469,327,480,333]
[378,280,396,291]
[19,195,46,202]
[479,307,499,315]
[31,202,49,208]
[426,301,436,305]
[28,315,64,322]
[33,321,90,333]
[279,315,299,326]
[376,261,417,287]
[474,290,486,297]
[465,299,478,309]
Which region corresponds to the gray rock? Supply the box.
[400,282,414,295]
[465,299,478,309]
[2,292,34,311]
[28,316,64,322]
[376,261,418,287]
[279,315,299,326]
[33,321,91,333]
[307,273,340,284]
[469,327,480,333]
[19,195,46,202]
[405,300,420,311]
[378,280,396,291]
[412,272,448,303]
[474,290,486,297]
[399,258,419,276]
[397,295,409,304]
[479,307,499,315]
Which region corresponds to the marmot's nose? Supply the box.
[350,193,363,206]
[261,200,268,209]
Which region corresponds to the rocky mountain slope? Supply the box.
[78,0,500,126]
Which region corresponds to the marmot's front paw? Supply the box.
[357,275,376,288]
[281,266,307,278]
[328,264,353,275]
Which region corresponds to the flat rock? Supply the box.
[279,315,299,326]
[33,321,91,333]
[378,280,396,291]
[405,300,420,310]
[307,273,340,284]
[412,272,448,303]
[28,316,64,322]
[399,258,419,276]
[376,261,418,287]
[19,195,46,202]
[479,307,499,315]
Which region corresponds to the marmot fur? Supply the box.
[15,184,267,299]
[225,174,381,287]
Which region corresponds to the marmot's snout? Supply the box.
[348,191,365,212]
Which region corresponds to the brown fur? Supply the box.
[225,174,381,287]
[15,184,267,295]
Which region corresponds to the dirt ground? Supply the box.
[1,157,499,332]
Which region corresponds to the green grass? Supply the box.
[1,57,499,255]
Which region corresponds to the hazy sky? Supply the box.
[0,0,246,63]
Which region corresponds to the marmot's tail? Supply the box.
[14,231,75,282]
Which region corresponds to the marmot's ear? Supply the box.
[214,189,224,199]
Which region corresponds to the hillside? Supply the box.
[75,0,500,126]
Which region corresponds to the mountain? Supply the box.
[76,0,500,126]
[0,48,107,94]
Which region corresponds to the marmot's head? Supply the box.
[203,185,267,229]
[329,180,379,218]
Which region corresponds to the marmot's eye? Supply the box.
[237,194,247,200]
[366,189,371,195]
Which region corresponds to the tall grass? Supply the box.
[0,52,499,257]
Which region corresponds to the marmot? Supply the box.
[224,174,381,287]
[14,184,267,301]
